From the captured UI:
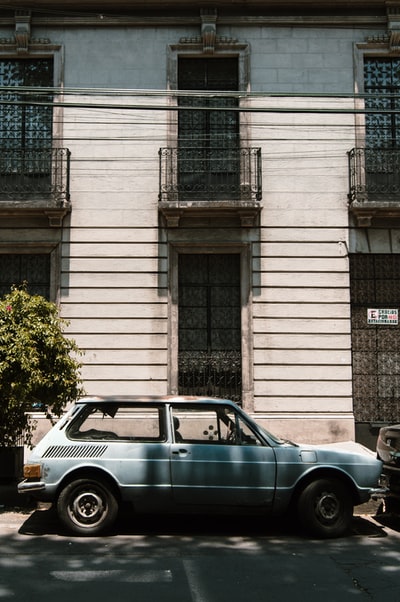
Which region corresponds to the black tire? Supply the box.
[297,478,353,538]
[57,478,119,536]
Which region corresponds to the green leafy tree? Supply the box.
[0,285,84,447]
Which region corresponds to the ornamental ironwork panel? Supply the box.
[178,350,242,404]
[178,95,239,153]
[350,254,400,423]
[364,58,400,148]
[0,59,53,150]
[178,254,242,403]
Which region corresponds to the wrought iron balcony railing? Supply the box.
[159,147,262,204]
[0,147,70,202]
[348,147,400,225]
[178,350,242,405]
[349,147,400,202]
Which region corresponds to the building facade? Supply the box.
[1,0,399,447]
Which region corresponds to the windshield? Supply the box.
[257,424,297,445]
[236,409,297,446]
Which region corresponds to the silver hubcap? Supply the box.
[71,490,105,525]
[316,492,340,522]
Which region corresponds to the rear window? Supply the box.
[67,404,165,442]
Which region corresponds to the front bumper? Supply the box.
[370,486,390,500]
[18,480,46,494]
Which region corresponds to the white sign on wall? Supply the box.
[367,308,398,325]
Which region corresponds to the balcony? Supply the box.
[159,147,262,226]
[348,147,400,226]
[0,147,71,226]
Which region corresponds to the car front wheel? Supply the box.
[57,478,119,536]
[297,478,353,538]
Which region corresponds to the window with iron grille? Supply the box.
[364,57,400,148]
[178,253,242,403]
[0,254,50,299]
[177,58,239,199]
[360,58,400,194]
[0,59,53,175]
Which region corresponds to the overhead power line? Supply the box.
[0,85,394,99]
[0,98,394,115]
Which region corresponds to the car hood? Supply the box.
[294,440,379,463]
[313,440,377,457]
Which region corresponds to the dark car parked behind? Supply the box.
[376,423,400,512]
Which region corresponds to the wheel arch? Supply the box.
[291,467,361,508]
[55,466,122,502]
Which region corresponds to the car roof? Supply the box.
[75,395,235,406]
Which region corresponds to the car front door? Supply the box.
[170,404,277,508]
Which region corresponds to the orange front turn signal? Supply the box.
[23,464,42,479]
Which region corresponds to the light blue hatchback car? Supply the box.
[19,396,383,537]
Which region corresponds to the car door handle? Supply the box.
[172,449,191,455]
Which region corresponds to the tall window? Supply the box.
[177,58,239,199]
[364,57,400,148]
[360,57,400,196]
[0,59,53,151]
[0,59,53,178]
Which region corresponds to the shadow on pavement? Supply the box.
[16,505,392,540]
[374,510,400,532]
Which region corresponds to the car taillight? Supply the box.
[23,464,42,479]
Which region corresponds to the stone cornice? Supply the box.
[0,14,388,28]
[0,0,391,7]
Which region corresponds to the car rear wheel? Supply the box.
[57,478,119,536]
[297,478,353,538]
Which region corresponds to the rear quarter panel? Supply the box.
[29,431,173,508]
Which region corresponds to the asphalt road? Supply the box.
[0,505,400,602]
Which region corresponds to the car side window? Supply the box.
[223,408,263,446]
[171,407,220,443]
[68,405,166,441]
[171,405,262,446]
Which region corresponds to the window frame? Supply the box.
[166,41,251,148]
[0,45,64,151]
[0,246,60,302]
[0,58,54,152]
[67,403,167,443]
